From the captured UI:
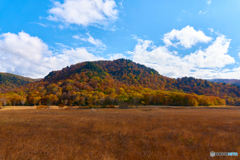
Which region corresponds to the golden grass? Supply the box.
[0,108,239,159]
[0,106,37,110]
[0,105,65,111]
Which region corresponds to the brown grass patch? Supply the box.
[0,108,239,159]
[0,106,65,111]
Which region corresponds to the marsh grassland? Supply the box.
[0,107,239,160]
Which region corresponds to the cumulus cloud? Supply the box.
[0,31,103,78]
[131,33,236,78]
[207,0,211,5]
[0,31,52,62]
[62,47,103,63]
[73,33,106,48]
[163,26,213,48]
[48,0,118,26]
[183,35,234,68]
[0,28,238,80]
[132,39,189,77]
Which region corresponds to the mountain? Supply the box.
[1,59,240,106]
[207,79,240,86]
[43,59,168,90]
[0,73,40,93]
[42,59,240,101]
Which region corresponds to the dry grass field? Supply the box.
[0,107,239,160]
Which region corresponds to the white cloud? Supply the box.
[163,26,213,48]
[0,31,51,62]
[119,0,123,8]
[208,28,214,33]
[199,0,211,14]
[73,33,106,48]
[131,33,236,79]
[35,22,47,27]
[132,39,187,77]
[73,35,80,39]
[237,46,240,51]
[48,0,118,26]
[58,24,65,30]
[0,28,238,80]
[183,35,235,68]
[182,10,191,15]
[108,53,127,60]
[173,51,178,55]
[62,47,102,63]
[202,9,209,14]
[238,52,240,58]
[0,31,103,78]
[55,42,69,48]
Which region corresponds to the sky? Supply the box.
[0,0,240,79]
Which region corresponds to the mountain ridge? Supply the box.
[207,79,240,86]
[0,59,240,106]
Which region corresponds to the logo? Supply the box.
[210,151,238,157]
[210,151,215,157]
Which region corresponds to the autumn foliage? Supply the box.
[1,59,240,107]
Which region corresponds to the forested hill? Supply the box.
[1,59,240,106]
[43,59,165,90]
[27,59,240,105]
[0,73,40,93]
[43,59,240,100]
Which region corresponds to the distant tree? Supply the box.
[45,94,59,109]
[130,92,143,108]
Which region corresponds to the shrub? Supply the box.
[36,106,42,109]
[78,106,85,109]
[101,105,107,108]
[58,104,64,109]
[129,105,135,108]
[107,104,115,108]
[36,105,48,109]
[88,104,94,108]
[119,103,129,109]
[41,105,48,109]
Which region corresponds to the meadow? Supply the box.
[0,106,239,160]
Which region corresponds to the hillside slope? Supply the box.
[43,59,169,90]
[0,73,40,93]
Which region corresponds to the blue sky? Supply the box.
[0,0,240,79]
